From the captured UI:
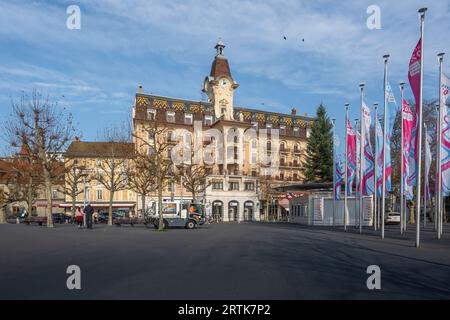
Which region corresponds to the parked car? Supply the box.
[97,211,128,223]
[385,212,401,224]
[52,213,68,224]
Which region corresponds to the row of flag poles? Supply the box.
[332,8,450,247]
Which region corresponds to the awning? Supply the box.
[35,200,64,208]
[59,203,135,208]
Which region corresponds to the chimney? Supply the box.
[304,112,308,117]
[137,85,143,93]
[291,107,297,116]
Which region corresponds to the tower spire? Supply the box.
[215,39,225,57]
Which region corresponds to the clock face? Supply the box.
[220,79,228,88]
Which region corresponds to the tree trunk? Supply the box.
[45,176,54,228]
[158,179,164,231]
[108,190,114,226]
[0,205,6,224]
[71,189,76,219]
[141,193,146,217]
[27,176,33,219]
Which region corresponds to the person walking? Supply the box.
[84,203,94,229]
[75,206,84,228]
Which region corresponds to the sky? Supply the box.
[0,0,449,155]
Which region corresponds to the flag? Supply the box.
[408,38,422,189]
[362,102,374,195]
[441,73,450,196]
[385,83,399,192]
[356,130,361,197]
[376,118,383,197]
[402,99,415,200]
[334,155,344,200]
[408,38,422,109]
[346,119,356,196]
[425,128,432,201]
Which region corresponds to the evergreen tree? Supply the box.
[303,104,333,182]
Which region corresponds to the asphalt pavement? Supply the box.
[0,222,449,299]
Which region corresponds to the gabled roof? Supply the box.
[65,141,135,158]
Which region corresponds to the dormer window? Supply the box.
[266,123,272,129]
[184,113,193,125]
[166,111,175,123]
[147,109,156,121]
[280,125,286,135]
[204,115,213,126]
[293,127,300,137]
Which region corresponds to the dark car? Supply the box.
[97,211,128,223]
[52,213,68,224]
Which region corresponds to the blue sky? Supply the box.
[0,0,449,155]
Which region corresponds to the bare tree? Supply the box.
[126,151,157,217]
[64,159,90,218]
[0,155,39,223]
[95,145,131,226]
[4,91,77,227]
[178,149,211,203]
[0,187,7,223]
[257,168,275,222]
[133,121,172,230]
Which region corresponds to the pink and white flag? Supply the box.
[356,130,361,197]
[441,73,450,196]
[346,119,356,196]
[408,38,422,188]
[402,99,415,200]
[361,102,374,196]
[425,128,432,201]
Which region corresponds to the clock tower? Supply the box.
[203,40,239,120]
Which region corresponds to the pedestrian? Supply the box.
[84,203,94,229]
[75,206,84,228]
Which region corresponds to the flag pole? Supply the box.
[437,52,445,239]
[382,54,389,240]
[415,7,427,248]
[359,83,365,234]
[373,103,379,231]
[332,118,336,228]
[355,118,359,228]
[424,122,428,228]
[435,103,440,233]
[400,81,406,234]
[344,104,350,231]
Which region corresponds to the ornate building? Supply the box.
[132,40,314,222]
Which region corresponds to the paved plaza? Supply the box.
[0,222,449,299]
